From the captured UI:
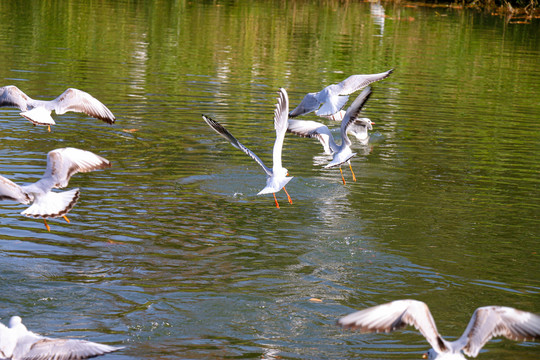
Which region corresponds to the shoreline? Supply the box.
[383,0,540,21]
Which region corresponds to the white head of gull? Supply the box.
[203,88,293,208]
[337,299,540,359]
[0,147,111,231]
[0,85,115,131]
[0,316,123,360]
[288,68,392,119]
[287,86,373,184]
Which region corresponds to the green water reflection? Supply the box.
[0,1,538,359]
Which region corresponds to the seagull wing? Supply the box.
[288,92,321,118]
[459,306,540,357]
[337,299,449,354]
[315,94,350,117]
[203,115,272,176]
[287,119,338,155]
[52,88,115,124]
[340,86,372,147]
[336,69,394,95]
[271,88,289,171]
[0,86,32,111]
[14,336,122,360]
[0,175,31,204]
[42,148,112,189]
[0,321,17,359]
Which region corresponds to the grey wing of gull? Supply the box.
[272,88,289,171]
[459,306,540,357]
[287,119,338,154]
[52,88,115,124]
[15,336,123,360]
[43,147,112,189]
[288,92,321,117]
[337,299,449,354]
[340,86,372,147]
[0,85,32,111]
[337,69,394,95]
[202,115,272,176]
[315,94,349,117]
[0,175,31,204]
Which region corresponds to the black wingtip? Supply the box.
[202,114,214,125]
[202,114,220,127]
[202,114,231,139]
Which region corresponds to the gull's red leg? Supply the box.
[283,187,293,204]
[273,193,280,208]
[349,162,357,182]
[43,219,51,232]
[63,216,70,223]
[339,167,346,185]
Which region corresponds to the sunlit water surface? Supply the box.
[0,1,538,359]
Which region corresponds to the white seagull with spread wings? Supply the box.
[288,69,392,119]
[0,316,123,360]
[0,147,111,231]
[203,88,293,208]
[337,299,540,359]
[288,86,372,184]
[0,85,115,131]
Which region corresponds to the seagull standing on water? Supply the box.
[288,69,392,119]
[0,316,123,360]
[337,299,540,359]
[0,85,115,131]
[203,88,293,208]
[288,86,373,184]
[0,147,111,231]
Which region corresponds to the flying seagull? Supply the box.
[0,85,115,131]
[0,147,111,231]
[337,299,540,359]
[203,88,293,208]
[288,69,392,119]
[0,316,123,360]
[288,86,372,184]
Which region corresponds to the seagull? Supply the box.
[0,316,123,360]
[317,109,375,145]
[337,299,540,359]
[346,117,374,145]
[203,88,293,208]
[288,69,392,119]
[0,86,115,131]
[287,86,372,184]
[0,147,111,231]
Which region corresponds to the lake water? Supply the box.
[0,1,538,359]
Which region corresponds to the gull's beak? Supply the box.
[422,353,428,359]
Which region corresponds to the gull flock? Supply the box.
[0,72,539,359]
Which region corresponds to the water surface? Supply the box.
[0,1,538,359]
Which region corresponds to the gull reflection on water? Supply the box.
[370,2,385,37]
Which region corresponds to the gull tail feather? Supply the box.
[20,107,56,126]
[22,189,80,219]
[257,176,294,195]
